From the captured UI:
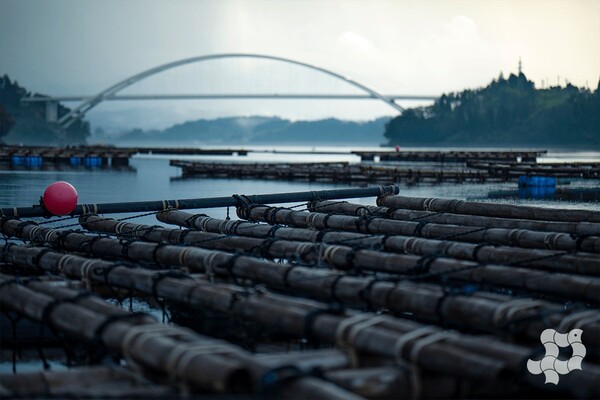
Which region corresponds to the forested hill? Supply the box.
[384,73,600,148]
[0,75,89,145]
[92,116,390,145]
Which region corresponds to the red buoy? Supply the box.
[42,181,78,216]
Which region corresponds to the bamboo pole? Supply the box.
[0,273,363,399]
[5,218,598,344]
[377,194,600,223]
[0,274,256,394]
[0,185,398,218]
[0,251,510,384]
[173,161,499,184]
[234,204,600,253]
[79,214,600,302]
[2,245,599,398]
[309,200,600,236]
[0,366,175,398]
[157,209,599,275]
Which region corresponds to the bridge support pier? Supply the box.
[45,101,58,123]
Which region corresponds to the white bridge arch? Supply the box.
[58,53,406,128]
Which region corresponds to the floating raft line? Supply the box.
[309,200,600,235]
[0,185,398,218]
[155,209,598,275]
[352,150,547,162]
[171,160,496,183]
[376,194,600,223]
[1,191,599,398]
[466,161,600,178]
[171,159,600,183]
[2,244,598,398]
[4,216,600,344]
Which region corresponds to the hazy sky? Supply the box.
[1,0,599,130]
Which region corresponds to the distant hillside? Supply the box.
[384,73,600,149]
[92,116,390,145]
[0,75,89,145]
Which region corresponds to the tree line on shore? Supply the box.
[0,75,89,145]
[384,72,600,148]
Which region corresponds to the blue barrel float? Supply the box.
[11,156,43,167]
[84,156,103,167]
[518,175,556,199]
[70,156,82,166]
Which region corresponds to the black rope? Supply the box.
[14,220,37,239]
[258,238,280,259]
[329,275,345,303]
[266,224,283,238]
[90,312,151,362]
[119,238,136,258]
[78,234,106,256]
[353,206,371,216]
[281,263,302,288]
[314,228,332,243]
[151,243,171,267]
[151,270,193,323]
[572,233,593,251]
[302,304,345,346]
[321,213,337,229]
[354,215,376,233]
[0,242,17,263]
[471,242,499,262]
[38,294,95,369]
[358,278,380,312]
[55,229,76,248]
[215,253,245,284]
[93,262,137,301]
[412,221,429,237]
[1,310,22,373]
[410,254,438,275]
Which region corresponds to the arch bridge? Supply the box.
[21,53,438,127]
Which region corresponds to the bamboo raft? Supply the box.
[0,145,135,167]
[171,160,497,183]
[0,186,599,398]
[466,162,600,179]
[353,150,547,162]
[171,159,600,183]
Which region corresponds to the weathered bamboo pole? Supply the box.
[77,214,600,303]
[174,161,498,184]
[323,367,465,399]
[377,194,600,223]
[0,366,176,398]
[0,273,362,400]
[157,209,599,276]
[0,185,398,218]
[5,218,598,347]
[235,204,600,253]
[2,246,598,398]
[4,246,600,396]
[0,275,255,394]
[309,200,600,236]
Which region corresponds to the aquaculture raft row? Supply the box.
[0,188,599,399]
[171,159,600,183]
